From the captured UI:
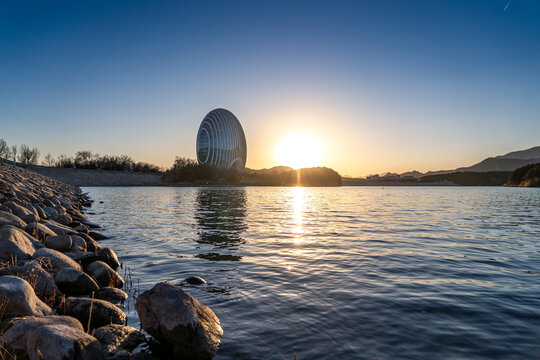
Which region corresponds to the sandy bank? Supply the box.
[14,163,163,186]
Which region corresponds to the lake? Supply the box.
[82,186,540,359]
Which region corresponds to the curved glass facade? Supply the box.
[196,108,247,170]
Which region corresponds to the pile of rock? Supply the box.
[0,162,223,359]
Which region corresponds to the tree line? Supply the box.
[0,139,40,165]
[0,139,161,173]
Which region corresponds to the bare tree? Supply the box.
[11,145,17,163]
[0,139,9,159]
[42,153,55,166]
[17,144,40,164]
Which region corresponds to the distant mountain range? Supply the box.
[401,146,540,178]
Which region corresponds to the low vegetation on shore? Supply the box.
[0,139,161,173]
[419,171,512,186]
[162,157,343,186]
[505,163,540,187]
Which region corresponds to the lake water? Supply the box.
[82,186,540,359]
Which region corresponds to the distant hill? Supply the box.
[398,146,540,178]
[454,157,540,172]
[495,146,540,160]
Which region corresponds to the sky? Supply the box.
[1,0,539,176]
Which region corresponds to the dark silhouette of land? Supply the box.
[506,163,540,187]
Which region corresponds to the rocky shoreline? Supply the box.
[0,162,222,359]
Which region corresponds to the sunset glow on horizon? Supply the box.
[275,133,324,170]
[1,1,539,176]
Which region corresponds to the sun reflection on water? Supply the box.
[292,187,305,244]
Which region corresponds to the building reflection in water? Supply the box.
[194,188,247,261]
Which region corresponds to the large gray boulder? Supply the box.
[0,225,36,262]
[33,248,82,271]
[135,282,223,359]
[63,297,126,330]
[3,200,33,219]
[2,315,104,360]
[0,262,60,302]
[85,261,124,289]
[55,268,100,296]
[43,219,78,235]
[0,210,26,228]
[93,324,145,355]
[45,234,72,252]
[0,276,51,319]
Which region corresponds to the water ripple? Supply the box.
[83,186,540,359]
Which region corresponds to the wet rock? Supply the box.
[94,324,145,354]
[0,276,52,319]
[94,287,128,304]
[85,261,124,288]
[83,221,101,229]
[55,268,100,296]
[0,263,60,302]
[26,221,57,239]
[0,225,36,262]
[64,297,126,330]
[45,234,72,252]
[89,231,109,240]
[136,282,223,359]
[97,248,121,269]
[33,248,82,271]
[0,210,26,228]
[71,235,87,252]
[2,315,104,360]
[185,276,207,285]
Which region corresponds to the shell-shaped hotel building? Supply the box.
[196,108,247,171]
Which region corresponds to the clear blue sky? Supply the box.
[1,0,539,176]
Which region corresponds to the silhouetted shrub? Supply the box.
[162,157,219,183]
[506,163,540,187]
[242,166,342,186]
[55,151,160,173]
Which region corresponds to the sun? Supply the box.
[275,133,324,169]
